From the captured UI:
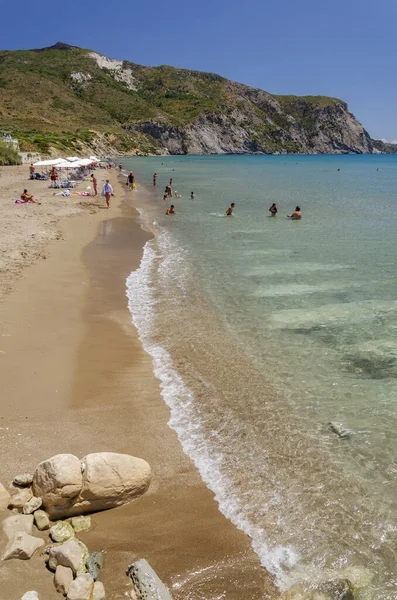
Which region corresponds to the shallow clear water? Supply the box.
[124,155,397,597]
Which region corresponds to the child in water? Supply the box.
[269,203,277,216]
[166,205,175,215]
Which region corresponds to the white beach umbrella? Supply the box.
[78,158,95,166]
[33,158,65,167]
[89,155,100,162]
[56,161,78,168]
[66,156,80,162]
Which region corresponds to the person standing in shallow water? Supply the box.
[269,203,277,216]
[153,173,157,186]
[225,202,235,216]
[191,192,194,200]
[288,206,302,220]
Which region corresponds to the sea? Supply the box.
[121,154,397,598]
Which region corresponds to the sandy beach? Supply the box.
[0,165,277,599]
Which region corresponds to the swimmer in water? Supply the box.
[288,206,302,220]
[269,203,277,216]
[166,204,175,215]
[225,202,235,216]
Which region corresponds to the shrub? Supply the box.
[0,141,22,165]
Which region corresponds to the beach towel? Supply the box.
[15,199,27,204]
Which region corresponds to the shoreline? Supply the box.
[0,167,278,598]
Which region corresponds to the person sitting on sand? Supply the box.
[20,189,40,204]
[288,206,302,220]
[269,203,277,216]
[225,202,235,216]
[166,204,175,215]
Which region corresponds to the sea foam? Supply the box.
[126,233,297,588]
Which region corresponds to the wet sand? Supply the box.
[0,173,278,599]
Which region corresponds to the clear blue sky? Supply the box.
[2,0,396,140]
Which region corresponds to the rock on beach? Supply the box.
[21,593,39,600]
[33,452,151,518]
[8,486,32,509]
[93,581,106,600]
[3,514,34,539]
[14,473,34,487]
[48,538,88,576]
[54,565,74,596]
[23,496,42,514]
[0,482,11,511]
[50,521,75,543]
[33,509,50,530]
[66,573,94,600]
[2,532,44,561]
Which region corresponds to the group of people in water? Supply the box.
[160,176,302,219]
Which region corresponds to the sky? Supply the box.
[2,0,397,139]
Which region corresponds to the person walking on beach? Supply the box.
[50,166,57,187]
[90,174,98,196]
[269,203,277,216]
[191,191,195,200]
[288,206,302,220]
[153,173,157,186]
[225,202,235,216]
[102,179,113,209]
[166,204,176,215]
[29,164,35,180]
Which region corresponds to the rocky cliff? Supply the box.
[0,43,384,156]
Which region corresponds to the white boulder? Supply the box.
[3,514,34,539]
[54,565,74,595]
[0,482,11,511]
[33,454,83,518]
[93,581,105,600]
[50,521,75,543]
[23,496,42,514]
[2,532,44,560]
[48,538,88,575]
[21,592,39,600]
[33,509,50,530]
[67,573,94,600]
[33,452,150,518]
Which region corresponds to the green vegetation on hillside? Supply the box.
[0,43,377,155]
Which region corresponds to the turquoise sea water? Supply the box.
[125,155,397,598]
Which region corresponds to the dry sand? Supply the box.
[0,167,278,599]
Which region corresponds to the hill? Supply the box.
[0,42,383,156]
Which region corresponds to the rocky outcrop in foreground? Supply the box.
[1,452,152,600]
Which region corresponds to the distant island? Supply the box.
[0,42,395,157]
